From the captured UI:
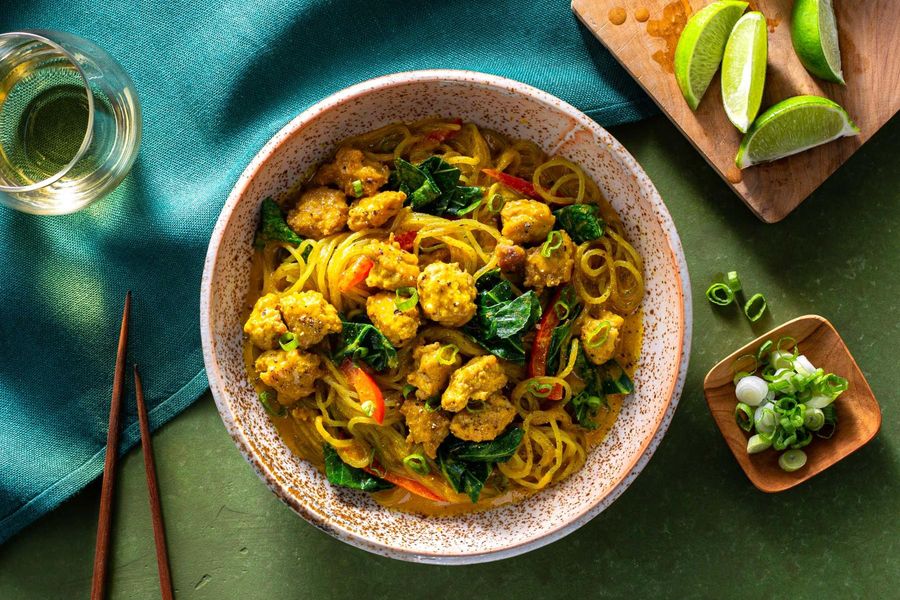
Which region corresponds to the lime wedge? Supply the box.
[735,96,859,168]
[721,12,767,132]
[674,1,749,110]
[791,0,844,84]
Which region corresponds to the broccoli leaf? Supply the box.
[553,204,606,244]
[332,316,398,373]
[255,197,304,247]
[323,445,393,492]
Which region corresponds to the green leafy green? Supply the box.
[436,428,524,502]
[600,361,635,395]
[463,270,542,363]
[568,350,608,429]
[392,156,484,217]
[332,316,398,372]
[255,197,304,247]
[323,445,393,492]
[546,286,583,375]
[553,204,606,244]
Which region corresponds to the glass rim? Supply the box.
[0,30,95,193]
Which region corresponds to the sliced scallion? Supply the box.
[735,375,768,406]
[401,384,416,399]
[395,287,418,311]
[351,179,364,198]
[436,343,459,365]
[585,320,611,349]
[279,331,298,352]
[744,293,767,322]
[747,433,772,454]
[487,193,506,214]
[705,283,734,306]
[258,391,286,417]
[541,230,563,257]
[403,453,430,475]
[778,449,807,472]
[360,400,375,417]
[734,402,754,432]
[725,270,742,293]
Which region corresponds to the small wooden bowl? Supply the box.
[704,315,881,493]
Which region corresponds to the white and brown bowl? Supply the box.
[200,70,691,564]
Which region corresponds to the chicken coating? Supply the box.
[243,292,288,350]
[494,237,526,272]
[406,342,461,401]
[417,262,477,327]
[580,311,625,366]
[364,241,420,291]
[441,355,508,412]
[524,231,576,290]
[400,396,451,459]
[255,349,323,403]
[313,147,389,197]
[279,290,342,348]
[500,199,555,245]
[449,392,516,442]
[286,186,349,240]
[365,292,420,347]
[347,190,407,231]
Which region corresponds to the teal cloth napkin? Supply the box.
[0,0,655,543]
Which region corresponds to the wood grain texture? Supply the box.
[572,0,900,222]
[703,315,881,493]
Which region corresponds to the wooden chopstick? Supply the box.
[91,291,131,600]
[134,365,174,600]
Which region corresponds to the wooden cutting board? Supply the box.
[572,0,900,223]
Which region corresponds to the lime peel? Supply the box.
[721,11,767,133]
[674,1,749,111]
[791,0,845,84]
[735,95,859,169]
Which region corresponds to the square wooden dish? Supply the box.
[572,0,900,222]
[703,315,881,492]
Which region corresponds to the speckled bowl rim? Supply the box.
[201,70,692,564]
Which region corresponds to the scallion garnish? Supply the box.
[395,287,418,312]
[730,336,847,471]
[705,283,734,306]
[734,402,754,432]
[487,193,506,214]
[743,293,767,322]
[423,395,441,412]
[258,391,286,417]
[403,453,430,475]
[541,230,563,257]
[360,400,375,417]
[527,379,554,398]
[279,331,298,351]
[401,384,416,399]
[584,320,611,349]
[436,344,459,365]
[351,179,364,198]
[725,271,742,293]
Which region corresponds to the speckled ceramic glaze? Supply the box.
[201,71,692,564]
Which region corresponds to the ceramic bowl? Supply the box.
[200,70,692,564]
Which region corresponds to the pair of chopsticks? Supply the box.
[90,292,174,600]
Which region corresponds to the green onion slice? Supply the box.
[791,428,813,449]
[360,400,375,417]
[395,287,419,311]
[466,400,486,413]
[436,343,459,365]
[423,395,441,412]
[744,293,767,322]
[732,354,758,378]
[778,449,807,472]
[747,433,771,454]
[725,271,742,293]
[351,179,364,198]
[541,230,563,257]
[258,391,287,417]
[456,195,484,216]
[585,321,611,349]
[279,332,298,352]
[487,193,506,214]
[554,300,571,321]
[706,283,734,306]
[527,379,554,398]
[403,453,430,475]
[756,340,774,361]
[734,402,754,432]
[776,336,797,354]
[401,384,416,399]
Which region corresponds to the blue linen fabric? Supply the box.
[0,0,654,543]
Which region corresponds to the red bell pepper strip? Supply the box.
[364,463,447,502]
[339,256,374,292]
[340,360,385,424]
[482,168,540,199]
[426,118,463,143]
[529,289,565,400]
[393,230,417,252]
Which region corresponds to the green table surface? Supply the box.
[1,114,897,599]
